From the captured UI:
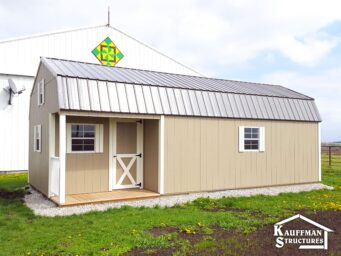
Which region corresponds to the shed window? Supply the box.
[37,79,45,106]
[71,124,95,151]
[239,126,265,152]
[66,123,103,153]
[33,125,41,152]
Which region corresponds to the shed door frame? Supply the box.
[109,119,143,190]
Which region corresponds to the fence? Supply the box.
[321,144,341,167]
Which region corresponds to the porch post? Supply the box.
[158,115,165,194]
[59,114,66,204]
[48,113,55,197]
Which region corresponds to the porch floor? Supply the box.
[51,189,160,207]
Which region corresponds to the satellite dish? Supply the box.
[8,79,18,94]
[6,79,26,105]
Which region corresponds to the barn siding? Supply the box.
[163,116,319,194]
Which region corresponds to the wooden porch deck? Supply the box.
[51,189,160,207]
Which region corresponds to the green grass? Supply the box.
[0,173,27,191]
[0,155,340,255]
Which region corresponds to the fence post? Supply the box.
[329,146,332,167]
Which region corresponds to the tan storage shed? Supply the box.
[29,57,321,206]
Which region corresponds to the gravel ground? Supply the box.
[24,183,333,217]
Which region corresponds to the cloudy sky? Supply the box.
[1,0,340,142]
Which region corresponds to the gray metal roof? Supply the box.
[44,58,311,100]
[43,58,321,122]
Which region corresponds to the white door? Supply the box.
[111,120,143,189]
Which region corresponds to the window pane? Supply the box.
[245,128,252,133]
[72,124,82,132]
[36,140,40,151]
[72,145,82,151]
[84,145,95,151]
[245,144,251,150]
[84,125,95,132]
[84,139,95,144]
[251,133,259,139]
[72,131,84,137]
[245,133,252,138]
[72,139,83,145]
[252,128,259,133]
[83,131,95,138]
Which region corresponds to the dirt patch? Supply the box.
[126,247,175,256]
[192,210,341,256]
[206,207,248,213]
[148,226,178,237]
[127,210,341,256]
[0,188,27,199]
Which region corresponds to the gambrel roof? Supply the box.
[41,57,321,122]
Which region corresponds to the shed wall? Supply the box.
[65,116,109,195]
[143,119,159,192]
[163,116,319,194]
[28,64,59,195]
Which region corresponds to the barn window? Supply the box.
[33,125,41,152]
[37,79,45,106]
[239,126,265,152]
[66,124,103,153]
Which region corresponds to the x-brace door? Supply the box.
[111,120,143,189]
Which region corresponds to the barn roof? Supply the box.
[42,57,321,122]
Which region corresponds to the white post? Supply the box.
[110,120,117,190]
[59,114,66,204]
[158,116,165,194]
[48,113,55,197]
[318,122,321,182]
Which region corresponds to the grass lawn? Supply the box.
[0,155,340,255]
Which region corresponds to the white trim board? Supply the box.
[158,116,165,194]
[318,123,321,182]
[59,114,66,204]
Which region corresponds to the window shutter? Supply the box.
[239,126,245,152]
[95,124,104,153]
[66,124,72,153]
[259,127,265,152]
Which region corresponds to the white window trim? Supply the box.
[66,123,103,153]
[239,126,265,152]
[37,79,45,106]
[33,124,42,152]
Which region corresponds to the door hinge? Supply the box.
[136,182,142,188]
[136,119,143,124]
[136,153,142,158]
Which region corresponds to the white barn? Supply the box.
[0,24,200,172]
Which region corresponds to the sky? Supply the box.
[0,0,340,142]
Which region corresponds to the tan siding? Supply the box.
[28,63,59,196]
[65,116,109,195]
[164,116,319,194]
[143,120,159,192]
